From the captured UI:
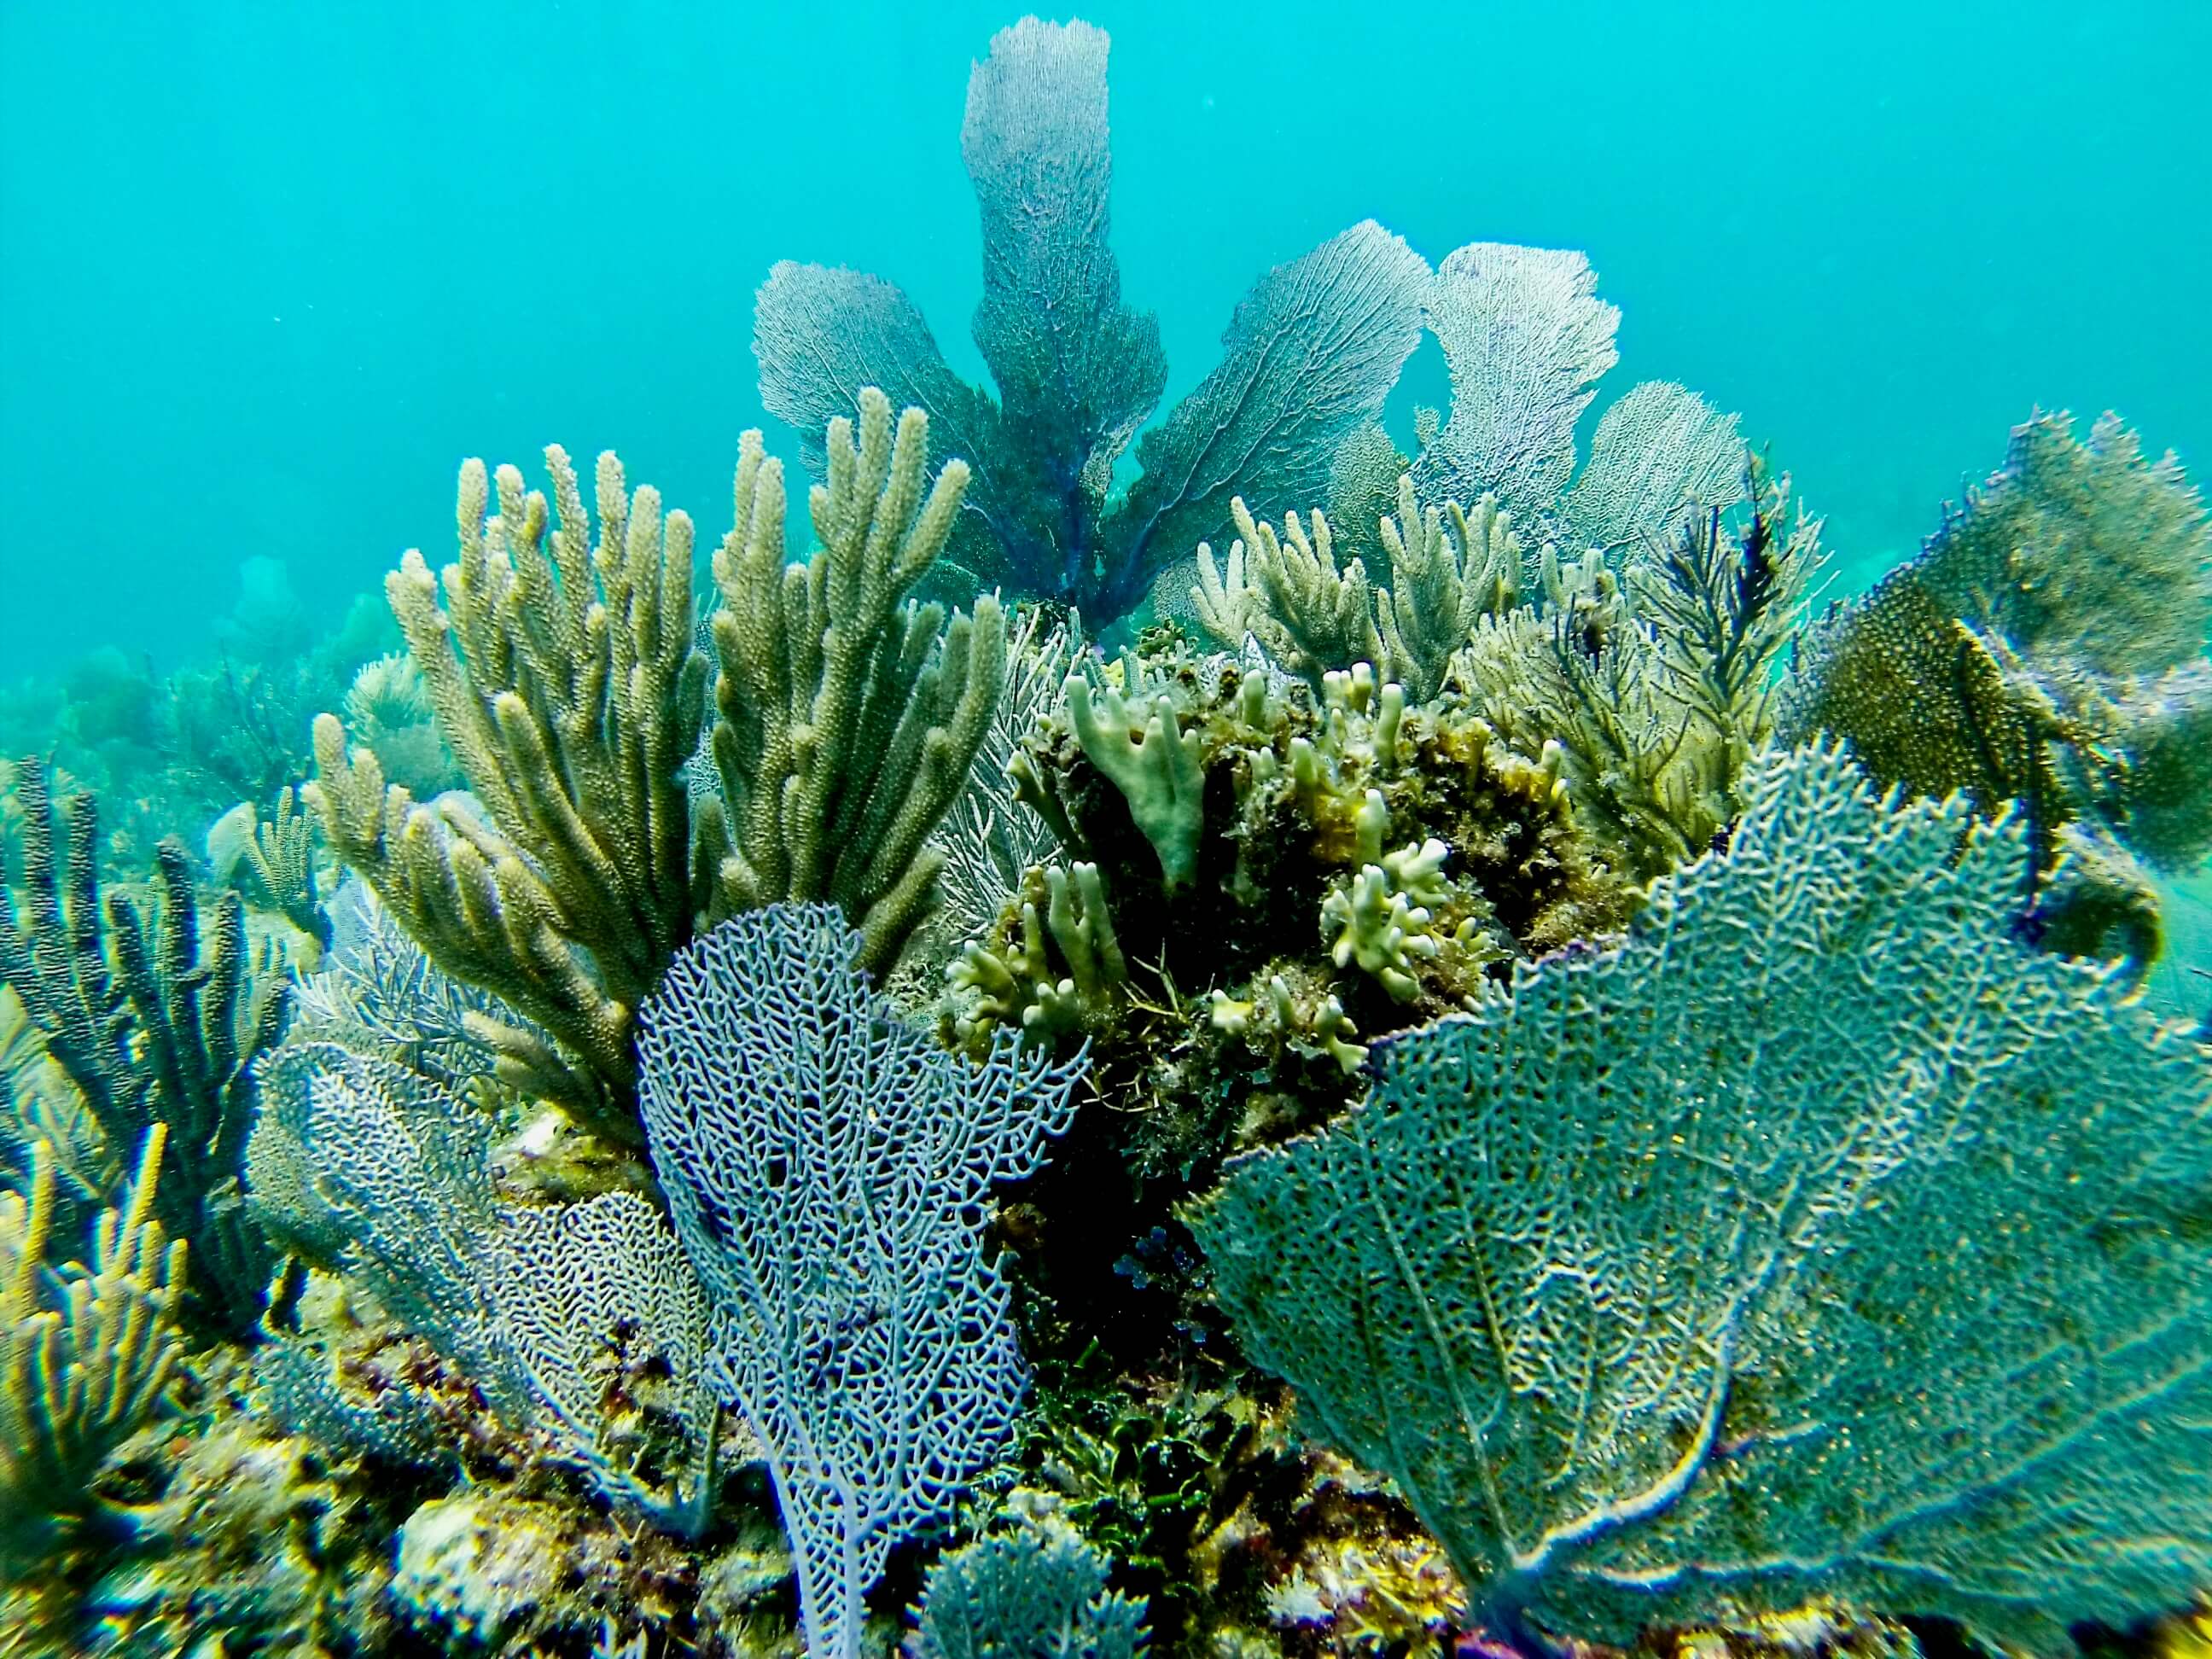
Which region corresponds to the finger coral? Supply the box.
[696,386,1006,977]
[306,442,707,1138]
[310,390,993,1135]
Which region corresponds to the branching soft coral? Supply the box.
[309,391,996,1137]
[696,387,1006,977]
[308,442,705,1136]
[1786,410,2212,963]
[0,760,287,1336]
[1460,460,1825,880]
[2,1126,184,1571]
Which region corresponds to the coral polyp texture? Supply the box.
[309,387,997,1141]
[3,15,2212,1659]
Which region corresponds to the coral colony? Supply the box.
[3,17,2209,1659]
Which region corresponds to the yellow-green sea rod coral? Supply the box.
[2,1125,184,1570]
[308,441,706,1136]
[311,390,999,1132]
[697,386,1006,976]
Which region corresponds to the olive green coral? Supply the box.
[698,385,1005,976]
[2,1125,184,1569]
[307,440,707,1137]
[309,389,995,1135]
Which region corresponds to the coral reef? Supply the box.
[3,21,2209,1659]
[1187,742,2212,1656]
[0,760,288,1336]
[755,20,1427,621]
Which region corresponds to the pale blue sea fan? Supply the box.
[907,1511,1149,1659]
[1187,742,2212,1658]
[754,19,1428,622]
[637,902,1088,1659]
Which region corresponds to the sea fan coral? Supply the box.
[754,20,1429,622]
[1187,742,2212,1657]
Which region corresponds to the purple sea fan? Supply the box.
[636,902,1087,1659]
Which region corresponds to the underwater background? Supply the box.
[5,0,2209,665]
[3,3,2211,1656]
[8,0,2209,1007]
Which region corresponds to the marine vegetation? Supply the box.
[0,16,2209,1659]
[1785,410,2212,969]
[0,758,289,1338]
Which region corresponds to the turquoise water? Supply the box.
[3,7,2209,1656]
[4,1,2207,670]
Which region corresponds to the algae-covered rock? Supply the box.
[393,1491,573,1648]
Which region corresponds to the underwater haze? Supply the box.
[3,0,2208,671]
[3,4,2211,1658]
